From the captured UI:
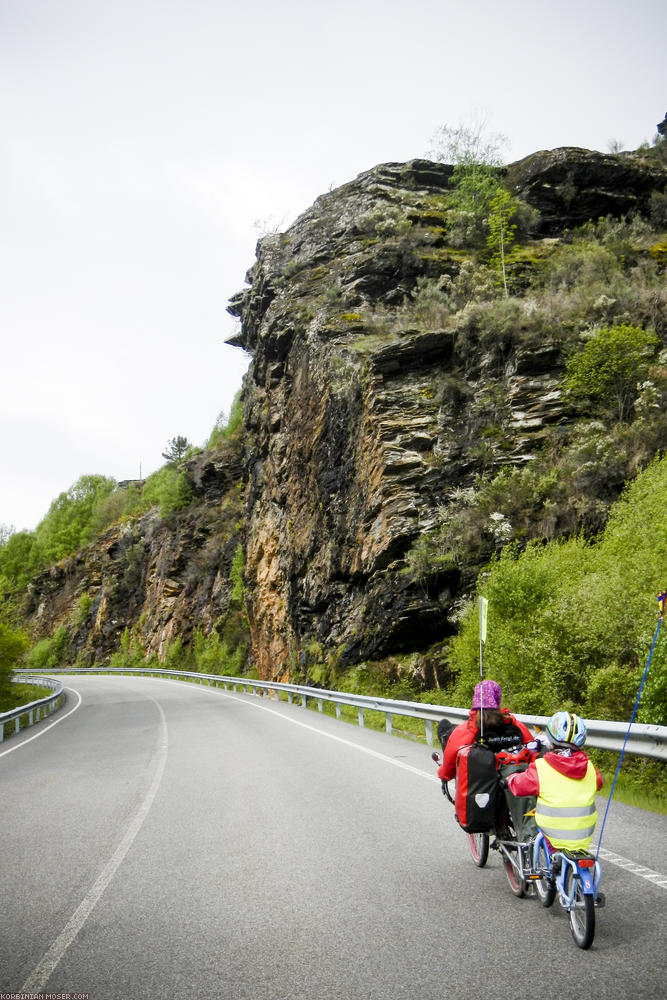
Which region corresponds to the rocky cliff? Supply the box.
[228,148,667,681]
[18,147,667,684]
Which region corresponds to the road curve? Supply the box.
[1,674,665,1000]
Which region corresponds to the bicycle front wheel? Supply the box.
[468,832,489,867]
[534,839,555,908]
[565,868,595,949]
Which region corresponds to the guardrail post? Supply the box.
[302,694,308,708]
[317,698,323,713]
[15,717,20,735]
[425,720,433,747]
[336,703,341,719]
[385,712,392,736]
[358,707,365,728]
[287,692,293,704]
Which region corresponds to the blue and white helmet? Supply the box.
[545,711,587,750]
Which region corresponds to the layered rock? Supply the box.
[506,146,666,234]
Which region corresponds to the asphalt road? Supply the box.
[1,675,665,1000]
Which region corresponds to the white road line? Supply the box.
[215,686,440,783]
[20,695,169,993]
[0,687,82,758]
[593,845,667,890]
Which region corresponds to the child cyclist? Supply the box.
[505,711,604,852]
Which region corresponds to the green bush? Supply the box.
[35,475,118,565]
[448,455,667,724]
[140,466,192,517]
[0,531,40,593]
[108,627,145,670]
[24,626,69,673]
[565,323,660,421]
[0,623,30,707]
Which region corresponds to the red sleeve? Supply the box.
[437,722,472,781]
[506,761,539,797]
[595,767,604,791]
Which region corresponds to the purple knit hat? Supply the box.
[472,679,502,710]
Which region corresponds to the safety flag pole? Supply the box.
[479,596,488,740]
[595,590,666,861]
[479,596,488,678]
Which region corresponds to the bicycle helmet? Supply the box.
[545,711,587,749]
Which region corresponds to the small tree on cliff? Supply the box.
[487,187,518,297]
[429,116,521,289]
[161,435,192,465]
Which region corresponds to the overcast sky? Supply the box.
[2,0,665,532]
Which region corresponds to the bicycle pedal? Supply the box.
[595,892,606,908]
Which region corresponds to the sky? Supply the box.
[1,0,665,532]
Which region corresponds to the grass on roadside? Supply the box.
[0,683,53,714]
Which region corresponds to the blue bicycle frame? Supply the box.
[532,829,602,907]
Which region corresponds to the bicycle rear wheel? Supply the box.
[565,868,595,949]
[503,850,527,897]
[468,832,489,867]
[534,839,555,908]
[498,807,527,897]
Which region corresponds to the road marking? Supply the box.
[0,687,82,758]
[593,846,667,889]
[20,695,169,992]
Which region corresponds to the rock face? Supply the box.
[229,149,666,681]
[506,146,666,234]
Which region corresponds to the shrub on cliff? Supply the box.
[23,626,69,673]
[140,465,192,517]
[565,323,660,421]
[207,391,243,448]
[35,475,118,564]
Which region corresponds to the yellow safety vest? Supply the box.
[534,757,598,851]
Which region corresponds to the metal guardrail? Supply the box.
[12,667,666,761]
[0,675,65,743]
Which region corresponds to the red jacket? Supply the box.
[506,750,604,797]
[437,708,534,782]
